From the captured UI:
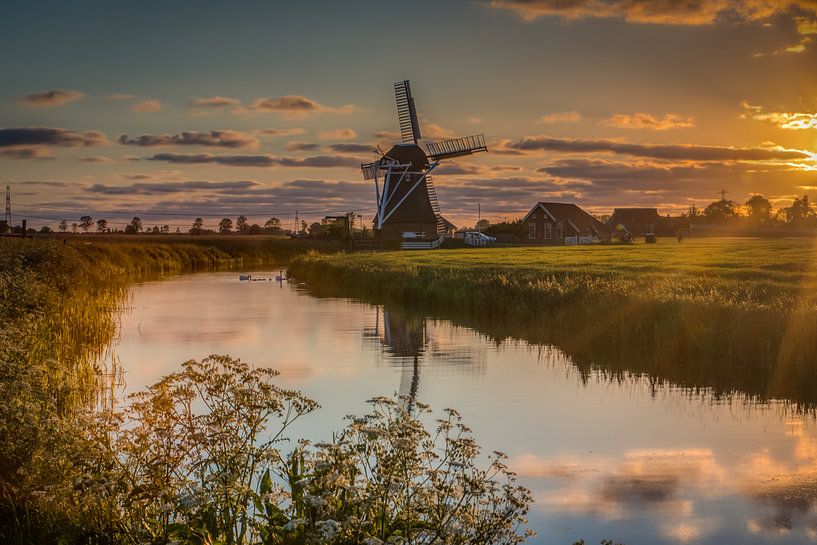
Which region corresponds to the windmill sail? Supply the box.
[426,134,487,161]
[394,80,422,143]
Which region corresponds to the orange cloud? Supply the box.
[17,89,85,108]
[131,99,164,113]
[318,129,357,140]
[741,102,817,130]
[603,113,695,130]
[537,110,583,124]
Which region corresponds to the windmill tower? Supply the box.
[361,80,487,241]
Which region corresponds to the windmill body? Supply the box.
[362,80,487,242]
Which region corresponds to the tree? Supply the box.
[58,219,68,233]
[264,217,281,233]
[130,217,143,233]
[71,222,78,234]
[784,194,815,226]
[308,222,323,237]
[96,218,108,233]
[161,225,170,234]
[79,215,93,233]
[248,224,262,235]
[236,215,249,234]
[745,195,772,225]
[475,218,491,231]
[703,199,737,224]
[300,220,308,234]
[190,217,204,235]
[39,225,53,234]
[218,218,233,233]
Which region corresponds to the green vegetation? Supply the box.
[289,238,817,404]
[0,238,534,544]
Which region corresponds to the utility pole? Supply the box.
[477,203,481,232]
[718,188,729,201]
[5,185,11,225]
[295,210,299,235]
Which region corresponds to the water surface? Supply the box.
[106,271,817,545]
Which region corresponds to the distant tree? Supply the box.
[71,222,78,234]
[475,219,491,231]
[484,219,523,238]
[191,217,204,235]
[745,195,773,225]
[308,222,323,237]
[175,227,181,234]
[58,219,68,233]
[218,218,233,233]
[39,225,53,234]
[130,216,143,233]
[784,194,815,226]
[686,204,701,224]
[124,224,136,234]
[161,224,170,234]
[703,199,738,224]
[301,220,308,234]
[236,215,249,233]
[248,223,262,235]
[264,217,282,233]
[79,215,93,233]
[96,218,108,233]
[150,226,160,234]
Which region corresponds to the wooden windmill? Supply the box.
[361,80,487,241]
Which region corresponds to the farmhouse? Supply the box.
[607,208,691,237]
[523,202,611,245]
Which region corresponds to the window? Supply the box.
[544,223,552,240]
[528,223,536,239]
[531,213,537,220]
[555,222,563,239]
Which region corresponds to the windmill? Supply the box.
[361,80,487,241]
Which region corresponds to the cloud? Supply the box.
[88,180,259,195]
[285,141,321,152]
[319,128,357,140]
[329,143,376,154]
[17,89,85,108]
[603,113,695,130]
[78,155,114,163]
[147,152,360,168]
[0,148,54,160]
[509,135,810,161]
[0,127,108,148]
[258,128,306,137]
[538,110,583,124]
[249,95,356,115]
[105,93,136,100]
[189,96,242,109]
[117,130,258,148]
[487,1,817,27]
[131,99,164,113]
[741,102,817,130]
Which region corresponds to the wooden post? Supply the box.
[21,220,26,239]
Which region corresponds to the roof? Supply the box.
[607,208,690,232]
[440,216,457,230]
[522,202,610,234]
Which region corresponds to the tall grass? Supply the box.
[0,237,333,542]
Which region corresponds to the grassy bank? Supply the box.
[0,236,335,540]
[290,237,817,404]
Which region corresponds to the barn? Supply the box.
[522,202,611,245]
[607,208,691,238]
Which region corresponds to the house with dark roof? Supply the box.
[607,208,691,238]
[522,202,611,245]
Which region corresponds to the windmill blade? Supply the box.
[426,134,488,161]
[394,80,422,144]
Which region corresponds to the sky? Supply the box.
[1,0,816,230]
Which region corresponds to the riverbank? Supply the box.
[289,237,817,404]
[0,237,337,541]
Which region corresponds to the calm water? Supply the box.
[105,271,817,545]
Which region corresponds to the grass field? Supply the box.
[291,237,817,311]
